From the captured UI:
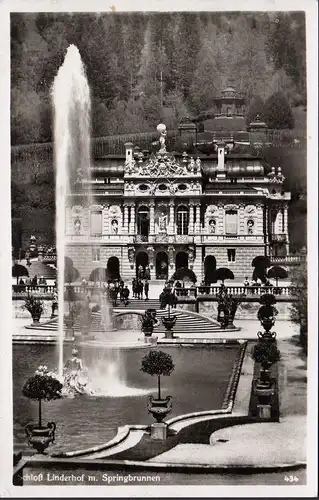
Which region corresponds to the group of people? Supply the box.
[17,275,48,291]
[132,278,150,301]
[104,280,130,306]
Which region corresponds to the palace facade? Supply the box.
[65,126,290,283]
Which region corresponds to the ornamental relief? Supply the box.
[206,204,218,215]
[90,204,103,211]
[124,152,201,177]
[245,205,256,215]
[71,206,84,217]
[109,204,122,216]
[224,204,239,210]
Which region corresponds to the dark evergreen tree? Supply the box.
[263,92,294,129]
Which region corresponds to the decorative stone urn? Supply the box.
[25,422,56,454]
[257,293,278,341]
[141,309,158,338]
[161,315,177,339]
[32,312,42,324]
[147,395,172,423]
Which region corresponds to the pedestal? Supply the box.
[257,404,271,420]
[164,330,174,339]
[138,335,158,345]
[150,422,167,440]
[65,328,74,340]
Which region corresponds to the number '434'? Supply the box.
[284,475,299,483]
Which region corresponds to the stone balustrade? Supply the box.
[12,284,56,296]
[175,285,301,299]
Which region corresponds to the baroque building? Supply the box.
[65,124,290,283]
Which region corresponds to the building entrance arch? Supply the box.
[204,255,217,284]
[107,256,120,281]
[175,251,189,270]
[156,251,168,279]
[136,251,149,279]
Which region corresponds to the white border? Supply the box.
[0,0,317,497]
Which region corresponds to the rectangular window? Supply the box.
[92,248,100,262]
[90,211,102,236]
[177,210,189,235]
[227,249,236,262]
[225,210,238,234]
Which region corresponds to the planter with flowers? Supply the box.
[140,309,158,337]
[23,294,44,325]
[251,340,281,407]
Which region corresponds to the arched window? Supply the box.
[176,206,189,235]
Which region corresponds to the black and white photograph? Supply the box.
[1,0,317,496]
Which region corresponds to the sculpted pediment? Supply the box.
[125,152,201,178]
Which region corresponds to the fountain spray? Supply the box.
[52,45,92,377]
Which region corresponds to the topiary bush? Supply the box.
[22,366,63,428]
[251,342,281,370]
[141,350,175,400]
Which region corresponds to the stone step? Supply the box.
[23,308,221,334]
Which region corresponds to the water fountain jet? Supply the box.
[52,45,147,398]
[52,44,92,377]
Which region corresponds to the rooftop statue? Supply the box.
[157,123,167,153]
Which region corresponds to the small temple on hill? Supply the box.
[64,123,291,283]
[213,85,246,118]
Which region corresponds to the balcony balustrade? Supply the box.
[270,234,287,243]
[269,254,304,265]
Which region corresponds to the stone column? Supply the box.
[256,204,264,235]
[129,205,135,234]
[188,203,194,234]
[123,204,129,233]
[195,204,201,234]
[238,204,245,235]
[218,204,224,234]
[149,201,155,235]
[284,205,289,254]
[169,201,175,234]
[103,204,110,235]
[265,207,269,242]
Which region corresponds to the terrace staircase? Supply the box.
[21,302,238,335]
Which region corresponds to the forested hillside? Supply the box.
[11,11,306,145]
